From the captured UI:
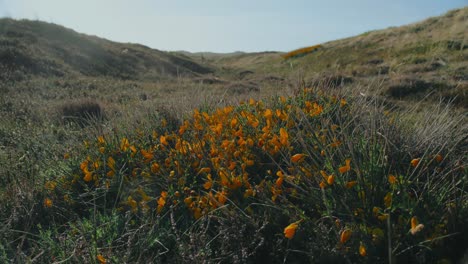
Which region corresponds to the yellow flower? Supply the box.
[44,198,53,208]
[284,222,299,239]
[384,192,392,208]
[378,214,389,221]
[340,229,352,243]
[107,157,116,171]
[359,243,367,256]
[410,158,420,167]
[339,159,351,174]
[127,196,138,212]
[120,138,129,152]
[97,254,106,264]
[340,98,347,107]
[45,181,57,191]
[97,136,105,145]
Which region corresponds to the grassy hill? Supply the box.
[193,7,467,107]
[0,18,213,81]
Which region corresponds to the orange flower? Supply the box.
[279,128,288,146]
[83,171,93,182]
[284,222,299,239]
[291,154,306,163]
[345,181,357,189]
[435,154,443,162]
[141,149,154,162]
[388,175,397,184]
[411,217,418,229]
[160,135,169,146]
[410,158,420,167]
[327,175,335,185]
[410,216,425,235]
[359,243,367,256]
[97,254,106,264]
[339,159,351,174]
[340,98,347,107]
[319,181,326,189]
[44,198,53,208]
[151,163,160,173]
[340,229,352,243]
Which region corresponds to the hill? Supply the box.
[1,8,467,105]
[196,7,468,106]
[0,19,213,81]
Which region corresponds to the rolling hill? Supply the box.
[0,19,213,81]
[186,7,468,106]
[0,7,466,106]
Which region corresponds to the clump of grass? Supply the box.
[59,99,105,127]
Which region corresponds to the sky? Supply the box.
[0,0,466,52]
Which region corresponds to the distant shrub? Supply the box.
[59,99,104,126]
[281,44,322,59]
[387,79,432,98]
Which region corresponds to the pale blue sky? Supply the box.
[0,0,466,52]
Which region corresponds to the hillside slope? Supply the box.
[196,7,467,106]
[0,19,212,81]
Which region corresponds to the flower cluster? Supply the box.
[46,88,462,261]
[281,44,322,59]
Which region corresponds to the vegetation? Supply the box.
[281,45,322,59]
[0,7,467,264]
